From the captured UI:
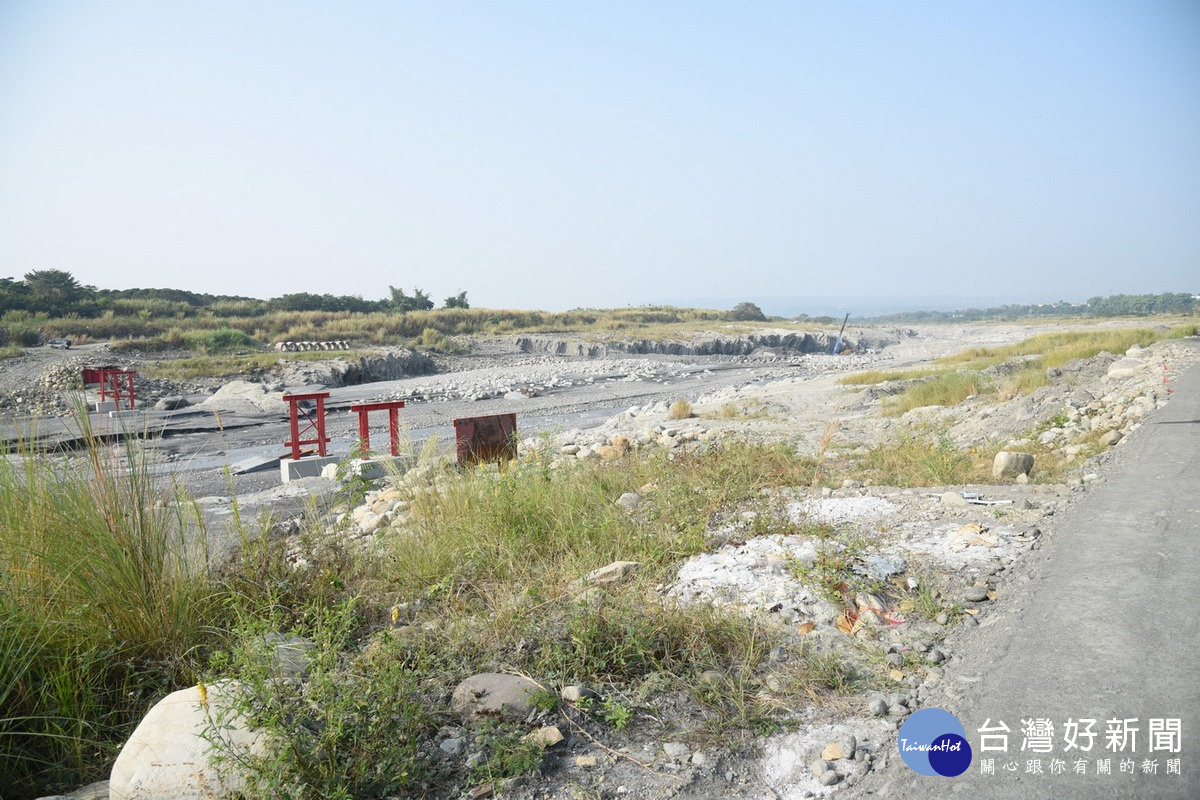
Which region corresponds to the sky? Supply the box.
[0,1,1197,316]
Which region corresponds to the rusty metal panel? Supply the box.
[453,413,517,465]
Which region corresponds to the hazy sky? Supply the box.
[1,1,1197,314]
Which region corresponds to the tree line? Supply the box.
[0,270,470,317]
[862,293,1196,323]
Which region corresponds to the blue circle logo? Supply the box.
[897,708,973,777]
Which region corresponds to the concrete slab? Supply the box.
[349,455,415,480]
[231,454,284,475]
[280,455,340,483]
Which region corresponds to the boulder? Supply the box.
[1106,357,1146,380]
[992,451,1035,480]
[821,734,857,761]
[109,682,264,800]
[939,491,969,506]
[615,492,642,512]
[154,395,189,411]
[199,381,288,415]
[583,560,641,586]
[451,673,541,720]
[525,726,564,748]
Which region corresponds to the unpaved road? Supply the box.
[849,341,1200,799]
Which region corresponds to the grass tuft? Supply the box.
[881,372,991,416]
[851,425,991,486]
[668,399,693,420]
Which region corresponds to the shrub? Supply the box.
[205,599,439,798]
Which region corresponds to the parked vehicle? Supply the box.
[47,338,72,349]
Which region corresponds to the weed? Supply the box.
[895,573,961,624]
[530,688,560,714]
[852,425,990,487]
[470,722,545,784]
[600,698,633,731]
[791,528,864,604]
[205,597,438,799]
[702,398,773,420]
[803,650,861,694]
[141,349,360,382]
[935,326,1197,399]
[418,327,459,352]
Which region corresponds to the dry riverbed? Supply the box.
[13,320,1198,800]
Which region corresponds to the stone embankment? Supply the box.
[266,348,435,388]
[513,329,901,358]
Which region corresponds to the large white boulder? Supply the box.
[1106,357,1146,380]
[992,451,1035,480]
[109,681,264,800]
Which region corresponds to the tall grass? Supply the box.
[0,420,221,796]
[838,367,951,386]
[385,441,818,602]
[51,305,778,354]
[937,325,1198,370]
[852,426,991,486]
[881,372,991,416]
[854,325,1199,416]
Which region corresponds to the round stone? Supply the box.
[963,585,990,603]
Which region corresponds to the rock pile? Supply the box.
[268,348,435,389]
[938,341,1196,454]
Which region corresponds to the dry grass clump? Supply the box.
[839,367,951,386]
[668,399,694,420]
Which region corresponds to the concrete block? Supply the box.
[280,455,340,483]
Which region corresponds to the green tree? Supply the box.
[388,286,435,312]
[729,301,766,321]
[443,291,469,309]
[23,269,88,311]
[0,278,30,313]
